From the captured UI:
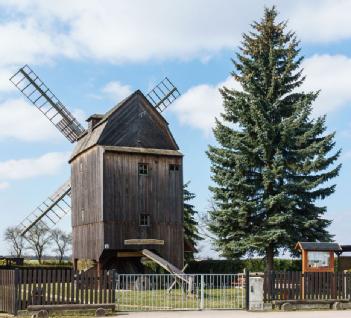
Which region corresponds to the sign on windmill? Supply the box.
[10,65,185,275]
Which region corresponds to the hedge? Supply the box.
[186,258,301,273]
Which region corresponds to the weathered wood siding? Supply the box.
[103,150,184,268]
[71,147,104,260]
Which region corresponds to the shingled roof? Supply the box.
[70,90,179,162]
[295,241,342,252]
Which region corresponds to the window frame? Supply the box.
[138,163,149,176]
[139,213,150,227]
[169,164,180,172]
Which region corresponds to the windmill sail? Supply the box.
[10,65,85,143]
[18,180,71,236]
[146,77,180,112]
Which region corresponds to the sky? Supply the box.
[0,0,351,259]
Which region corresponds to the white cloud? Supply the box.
[289,0,351,43]
[101,81,132,102]
[171,77,241,135]
[172,54,351,134]
[302,54,351,116]
[0,20,58,66]
[5,0,351,69]
[0,98,61,142]
[0,152,69,181]
[0,1,349,87]
[0,67,16,92]
[0,182,10,190]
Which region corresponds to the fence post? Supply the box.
[14,268,21,315]
[111,270,117,304]
[200,275,204,310]
[245,269,250,310]
[115,273,120,311]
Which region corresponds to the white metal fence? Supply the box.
[115,273,246,311]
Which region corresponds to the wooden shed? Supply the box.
[295,242,342,273]
[69,90,184,272]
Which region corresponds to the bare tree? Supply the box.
[4,227,26,257]
[51,229,72,263]
[25,225,52,264]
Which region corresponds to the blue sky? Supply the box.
[0,0,351,258]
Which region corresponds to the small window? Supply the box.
[139,214,150,226]
[138,163,149,175]
[79,162,83,172]
[169,164,180,172]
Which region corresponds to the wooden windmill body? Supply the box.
[70,91,184,271]
[11,66,184,273]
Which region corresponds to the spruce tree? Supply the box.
[183,182,202,261]
[207,7,341,270]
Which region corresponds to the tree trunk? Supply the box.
[265,243,274,271]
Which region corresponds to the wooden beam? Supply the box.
[104,146,183,157]
[124,239,165,245]
[117,251,143,258]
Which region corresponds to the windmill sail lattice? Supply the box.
[10,65,85,143]
[18,180,72,236]
[146,77,180,113]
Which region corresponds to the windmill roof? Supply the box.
[69,90,180,162]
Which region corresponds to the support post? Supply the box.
[14,268,21,315]
[111,270,117,304]
[200,275,204,310]
[245,269,250,311]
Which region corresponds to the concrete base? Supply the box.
[263,303,273,311]
[95,308,107,316]
[280,302,348,311]
[249,277,264,311]
[333,302,351,310]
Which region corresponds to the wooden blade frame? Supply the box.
[10,65,85,143]
[146,77,181,112]
[18,180,72,237]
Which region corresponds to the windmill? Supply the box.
[10,65,184,273]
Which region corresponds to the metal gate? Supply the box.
[115,273,245,311]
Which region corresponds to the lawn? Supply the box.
[116,287,245,311]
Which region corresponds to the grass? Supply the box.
[116,287,245,311]
[17,284,245,311]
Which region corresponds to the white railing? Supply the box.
[115,273,245,311]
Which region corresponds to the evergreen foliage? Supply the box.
[207,7,341,270]
[184,182,202,261]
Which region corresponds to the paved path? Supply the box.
[115,310,351,318]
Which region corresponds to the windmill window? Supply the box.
[79,162,83,172]
[139,214,150,226]
[169,164,180,171]
[138,163,149,175]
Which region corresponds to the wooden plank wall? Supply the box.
[0,269,116,312]
[264,271,351,301]
[71,146,104,260]
[103,151,184,268]
[0,269,17,314]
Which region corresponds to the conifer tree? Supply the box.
[184,182,202,261]
[207,7,341,270]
